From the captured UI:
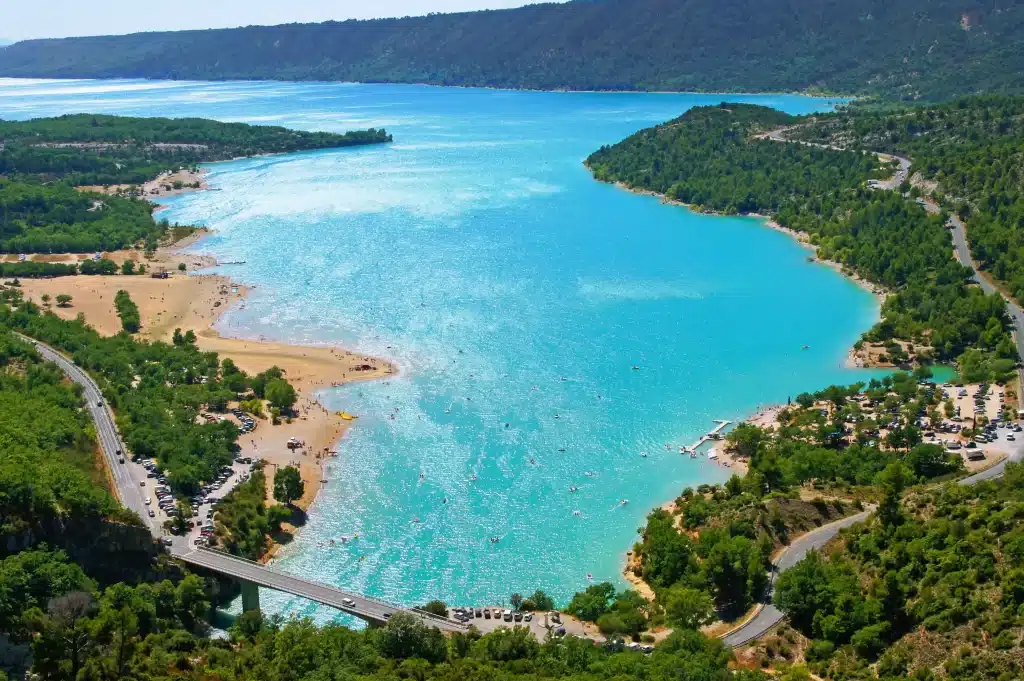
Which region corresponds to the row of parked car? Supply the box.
[139,459,244,521]
[230,407,258,434]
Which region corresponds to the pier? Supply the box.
[681,419,731,454]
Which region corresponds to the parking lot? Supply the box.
[131,451,258,547]
[446,607,597,642]
[930,383,1022,467]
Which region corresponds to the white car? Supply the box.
[342,597,355,607]
[145,497,152,505]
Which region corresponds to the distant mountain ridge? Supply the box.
[1,0,1023,100]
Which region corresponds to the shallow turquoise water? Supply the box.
[1,79,884,619]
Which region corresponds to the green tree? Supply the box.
[877,463,907,529]
[120,260,135,275]
[273,465,304,507]
[660,585,714,630]
[265,377,297,411]
[55,294,72,308]
[565,582,615,622]
[375,612,447,663]
[419,600,447,617]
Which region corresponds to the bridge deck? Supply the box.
[179,547,467,632]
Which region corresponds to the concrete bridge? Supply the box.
[178,546,468,631]
[21,333,466,633]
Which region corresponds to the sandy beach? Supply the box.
[76,167,210,203]
[15,238,393,518]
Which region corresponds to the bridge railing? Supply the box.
[191,546,465,628]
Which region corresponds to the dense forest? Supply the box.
[771,462,1024,680]
[790,96,1024,308]
[0,290,299,499]
[0,288,770,681]
[0,1,1022,100]
[0,114,390,253]
[0,179,166,253]
[586,103,1016,376]
[4,272,1019,680]
[0,114,391,186]
[632,372,963,618]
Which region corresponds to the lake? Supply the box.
[0,79,883,620]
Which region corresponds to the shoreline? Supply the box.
[14,223,394,542]
[600,174,890,603]
[607,179,888,307]
[601,176,892,371]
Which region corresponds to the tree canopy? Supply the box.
[1,1,1022,100]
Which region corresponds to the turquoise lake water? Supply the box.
[1,79,885,620]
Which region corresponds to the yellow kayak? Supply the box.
[337,411,358,421]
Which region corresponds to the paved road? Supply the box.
[18,333,160,534]
[720,134,1024,648]
[23,332,466,631]
[943,208,1024,377]
[180,547,468,632]
[721,430,1024,649]
[719,509,872,647]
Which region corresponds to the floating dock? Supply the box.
[680,419,731,454]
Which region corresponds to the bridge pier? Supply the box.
[240,580,260,613]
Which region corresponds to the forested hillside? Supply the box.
[0,114,391,186]
[789,96,1024,308]
[0,114,390,252]
[586,103,1016,377]
[770,463,1024,680]
[1,0,1022,100]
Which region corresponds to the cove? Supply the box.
[0,79,884,621]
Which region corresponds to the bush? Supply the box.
[805,640,835,662]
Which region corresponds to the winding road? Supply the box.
[21,130,1024,640]
[717,131,1024,648]
[719,509,872,647]
[17,333,159,534]
[21,333,466,632]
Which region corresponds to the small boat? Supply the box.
[620,499,628,506]
[569,486,578,493]
[337,411,357,421]
[640,452,648,458]
[490,536,500,543]
[801,345,809,350]
[632,365,640,371]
